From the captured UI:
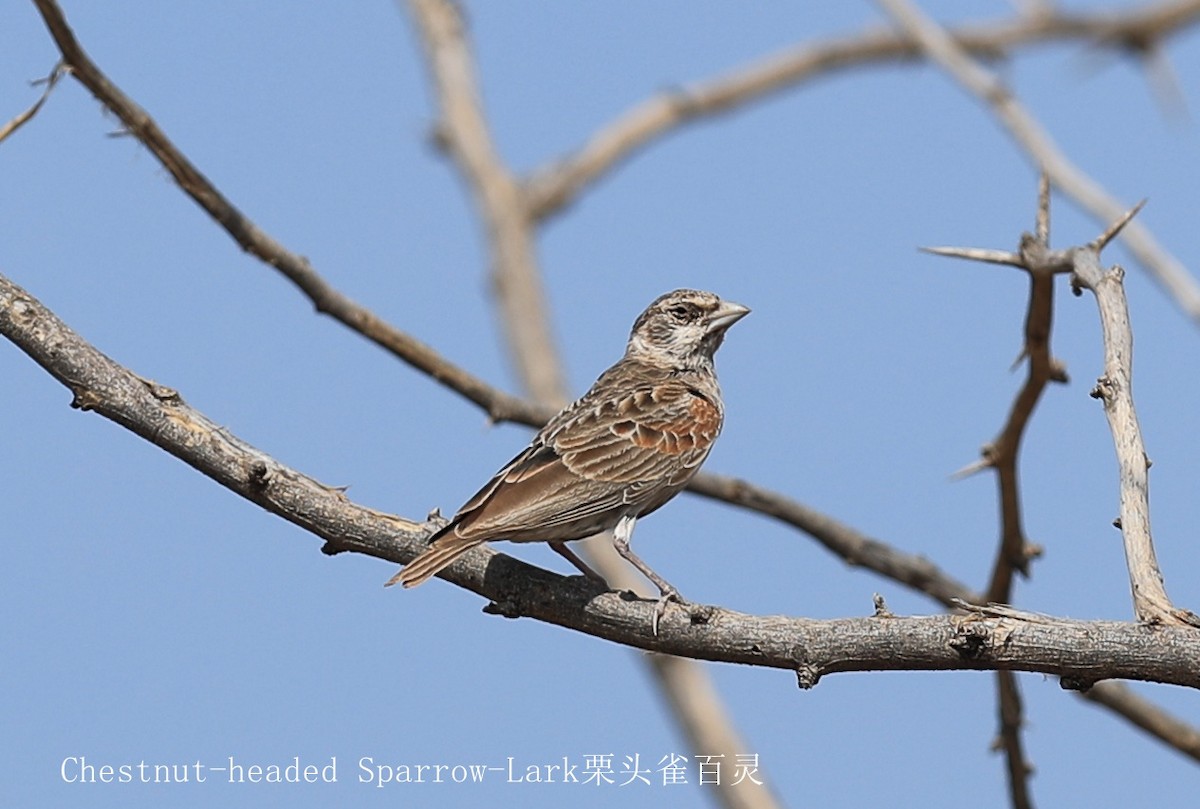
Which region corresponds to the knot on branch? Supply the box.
[686,603,716,625]
[872,593,895,618]
[483,597,524,620]
[1059,675,1095,692]
[1090,375,1118,403]
[70,387,102,411]
[248,459,272,489]
[950,620,992,660]
[320,539,348,556]
[140,379,181,402]
[795,663,821,690]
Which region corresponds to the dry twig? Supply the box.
[1072,222,1199,628]
[0,61,65,144]
[923,175,1199,804]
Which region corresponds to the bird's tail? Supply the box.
[384,535,484,589]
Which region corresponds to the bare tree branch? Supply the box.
[524,1,1200,226]
[981,174,1065,809]
[7,270,1200,698]
[648,655,787,809]
[27,0,549,430]
[1072,238,1199,628]
[994,669,1034,809]
[923,181,1200,770]
[875,0,1200,325]
[925,169,1071,809]
[687,472,976,607]
[407,0,567,405]
[878,1,1197,799]
[1083,682,1200,762]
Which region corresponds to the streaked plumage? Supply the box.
[386,289,748,630]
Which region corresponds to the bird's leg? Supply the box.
[550,541,608,586]
[611,515,683,636]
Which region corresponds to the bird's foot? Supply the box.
[651,587,685,637]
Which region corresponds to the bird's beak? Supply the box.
[706,300,750,333]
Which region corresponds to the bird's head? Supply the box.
[626,289,750,371]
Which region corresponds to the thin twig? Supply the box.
[878,4,1051,799]
[687,472,976,608]
[921,246,1025,267]
[1083,682,1200,762]
[0,61,65,144]
[973,176,1067,602]
[994,670,1034,809]
[1071,230,1199,628]
[937,181,1067,809]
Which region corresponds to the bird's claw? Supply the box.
[651,588,684,637]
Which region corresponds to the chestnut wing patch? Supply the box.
[555,383,722,484]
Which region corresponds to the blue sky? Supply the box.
[3,2,1200,807]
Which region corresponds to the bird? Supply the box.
[386,288,749,633]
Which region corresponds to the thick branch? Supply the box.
[6,271,1200,689]
[0,272,427,557]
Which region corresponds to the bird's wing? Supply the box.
[440,379,722,543]
[552,379,722,485]
[438,440,623,541]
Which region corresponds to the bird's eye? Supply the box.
[667,304,693,323]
